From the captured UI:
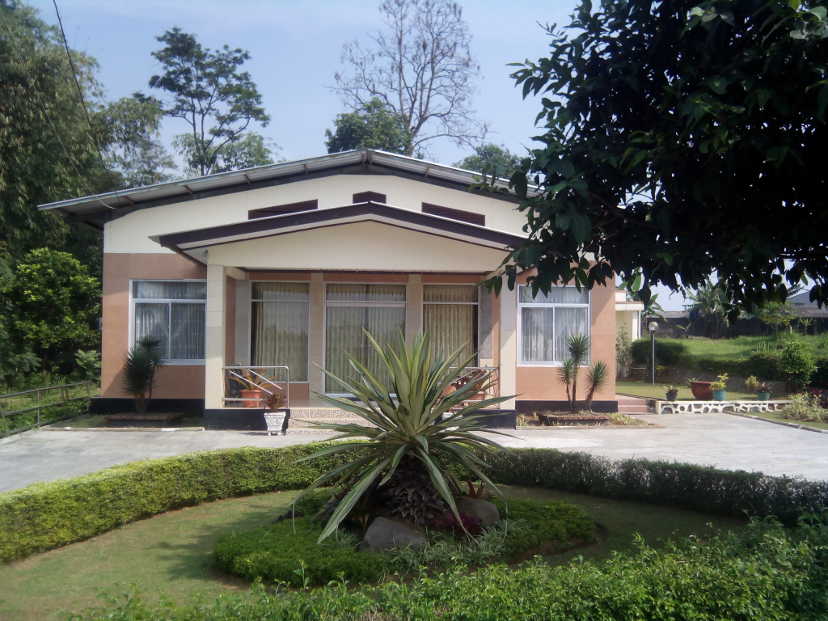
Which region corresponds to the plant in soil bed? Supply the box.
[296,331,514,542]
[123,337,161,414]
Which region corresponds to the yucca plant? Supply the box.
[123,337,161,413]
[585,361,608,412]
[297,332,513,542]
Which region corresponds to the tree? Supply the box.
[325,98,412,154]
[754,301,797,335]
[148,28,271,176]
[687,281,731,338]
[501,0,828,313]
[2,248,100,376]
[174,132,275,175]
[99,94,175,188]
[334,0,485,155]
[0,1,112,271]
[455,143,522,179]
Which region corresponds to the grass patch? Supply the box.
[0,487,743,620]
[733,410,828,431]
[617,380,757,400]
[664,334,828,362]
[48,414,204,429]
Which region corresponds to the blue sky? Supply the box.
[30,0,688,309]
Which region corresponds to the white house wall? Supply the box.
[104,173,525,254]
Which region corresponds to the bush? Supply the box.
[72,519,828,620]
[780,340,817,390]
[631,339,687,366]
[742,351,783,381]
[780,393,827,423]
[811,358,828,388]
[0,444,358,562]
[215,496,595,586]
[483,449,828,526]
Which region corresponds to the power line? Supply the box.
[51,0,106,167]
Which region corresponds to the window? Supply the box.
[518,286,590,365]
[325,284,406,393]
[132,281,206,362]
[423,285,478,363]
[251,283,309,381]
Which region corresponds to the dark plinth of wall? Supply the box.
[90,397,204,415]
[516,400,619,414]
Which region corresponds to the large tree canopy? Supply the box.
[455,143,522,179]
[503,0,828,312]
[325,98,412,154]
[148,28,271,176]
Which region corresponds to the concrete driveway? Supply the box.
[0,413,826,493]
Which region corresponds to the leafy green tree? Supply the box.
[334,0,486,155]
[174,132,275,175]
[0,1,112,270]
[99,94,175,187]
[325,98,412,154]
[754,301,797,336]
[502,0,828,313]
[688,281,731,338]
[148,27,271,176]
[455,143,522,179]
[2,248,100,375]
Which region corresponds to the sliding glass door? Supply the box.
[423,285,479,364]
[325,284,406,393]
[251,283,309,381]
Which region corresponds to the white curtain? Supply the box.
[133,281,207,360]
[134,303,170,355]
[325,284,405,392]
[521,307,555,362]
[252,283,309,381]
[554,307,590,363]
[423,285,478,363]
[170,303,205,359]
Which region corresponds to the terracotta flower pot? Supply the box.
[690,381,714,400]
[240,388,264,408]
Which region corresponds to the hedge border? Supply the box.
[2,443,827,563]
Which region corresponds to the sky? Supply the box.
[29,0,688,309]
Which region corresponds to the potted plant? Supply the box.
[263,389,288,435]
[688,377,714,400]
[746,376,772,401]
[664,385,679,401]
[711,373,728,401]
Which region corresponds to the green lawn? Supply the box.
[49,414,204,429]
[616,380,758,401]
[656,334,828,363]
[733,410,828,431]
[0,488,744,621]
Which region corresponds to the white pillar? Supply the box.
[205,263,226,410]
[308,272,325,397]
[405,274,423,344]
[234,280,251,365]
[498,285,518,410]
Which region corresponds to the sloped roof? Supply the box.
[38,149,521,227]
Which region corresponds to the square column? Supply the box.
[405,274,423,344]
[308,272,325,396]
[498,284,518,410]
[205,263,226,410]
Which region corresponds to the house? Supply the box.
[40,150,618,428]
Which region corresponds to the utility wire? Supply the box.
[51,0,107,167]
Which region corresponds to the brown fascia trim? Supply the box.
[422,202,485,226]
[102,162,520,223]
[156,201,525,250]
[353,191,387,203]
[248,199,318,219]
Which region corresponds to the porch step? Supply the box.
[288,406,372,431]
[616,396,654,414]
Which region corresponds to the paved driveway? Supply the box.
[0,414,826,493]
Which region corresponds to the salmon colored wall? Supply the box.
[514,271,616,402]
[101,253,207,399]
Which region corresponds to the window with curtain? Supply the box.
[423,285,478,364]
[132,280,206,361]
[251,283,309,381]
[518,285,590,364]
[325,284,406,393]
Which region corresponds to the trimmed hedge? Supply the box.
[73,519,828,620]
[485,449,828,525]
[0,444,355,563]
[631,339,687,366]
[4,443,828,564]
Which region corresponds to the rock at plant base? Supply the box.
[361,517,426,550]
[456,497,500,527]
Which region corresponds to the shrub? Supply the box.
[72,519,828,620]
[214,517,386,587]
[744,351,783,381]
[631,339,686,366]
[811,358,828,388]
[780,393,827,423]
[0,444,358,563]
[780,340,817,390]
[214,497,595,586]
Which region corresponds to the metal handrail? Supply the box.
[448,366,500,408]
[0,381,95,435]
[223,365,290,409]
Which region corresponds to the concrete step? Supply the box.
[617,396,654,414]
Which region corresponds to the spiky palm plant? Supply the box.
[123,337,161,413]
[297,332,513,542]
[585,361,608,412]
[559,359,575,409]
